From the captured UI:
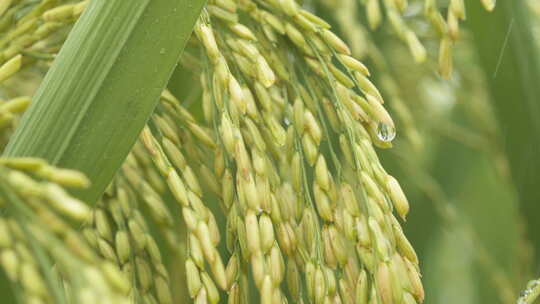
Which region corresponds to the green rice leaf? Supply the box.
[3,0,206,204]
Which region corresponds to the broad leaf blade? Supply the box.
[4,0,206,204]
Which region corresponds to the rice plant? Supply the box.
[0,0,538,303]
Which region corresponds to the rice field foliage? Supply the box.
[0,0,539,304]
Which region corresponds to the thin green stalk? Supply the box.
[3,0,206,205]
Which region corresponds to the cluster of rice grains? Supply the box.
[140,96,227,304]
[0,0,89,147]
[0,0,431,303]
[82,175,175,304]
[159,0,424,303]
[0,0,88,77]
[0,158,131,304]
[336,0,495,78]
[0,96,30,150]
[424,0,495,78]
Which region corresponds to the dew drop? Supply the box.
[376,122,396,142]
[518,279,540,304]
[160,48,166,54]
[283,118,291,126]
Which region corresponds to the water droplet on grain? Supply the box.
[283,118,291,126]
[376,122,396,142]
